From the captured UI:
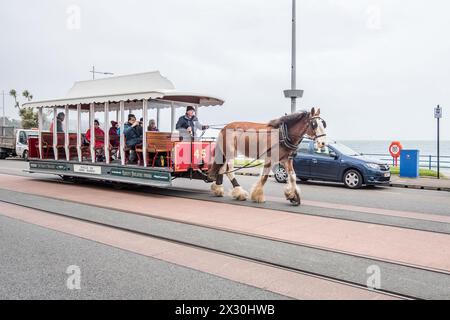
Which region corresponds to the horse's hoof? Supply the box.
[211,183,225,197]
[289,193,301,206]
[231,187,248,201]
[250,184,265,203]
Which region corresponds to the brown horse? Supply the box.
[207,108,327,206]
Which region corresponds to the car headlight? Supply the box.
[366,163,381,170]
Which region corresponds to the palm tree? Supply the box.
[9,89,19,108]
[22,90,33,102]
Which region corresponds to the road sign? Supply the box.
[389,141,403,167]
[435,106,442,119]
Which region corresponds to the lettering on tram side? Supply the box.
[74,165,102,175]
[110,169,171,182]
[30,163,67,171]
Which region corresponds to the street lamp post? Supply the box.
[90,66,114,80]
[435,105,443,179]
[1,90,5,127]
[284,0,304,114]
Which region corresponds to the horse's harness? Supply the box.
[280,116,327,152]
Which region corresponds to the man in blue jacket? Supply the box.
[176,106,209,141]
[124,114,143,163]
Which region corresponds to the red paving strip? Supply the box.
[0,202,397,300]
[1,174,450,272]
[264,196,450,224]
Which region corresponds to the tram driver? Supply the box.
[176,106,209,141]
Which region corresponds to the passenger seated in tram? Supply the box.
[109,121,120,148]
[148,119,159,132]
[176,106,209,141]
[49,112,66,133]
[86,120,106,161]
[124,114,143,164]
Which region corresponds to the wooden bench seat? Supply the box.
[136,132,178,167]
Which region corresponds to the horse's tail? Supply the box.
[208,162,224,181]
[208,129,227,181]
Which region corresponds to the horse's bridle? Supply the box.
[280,116,327,151]
[306,116,327,141]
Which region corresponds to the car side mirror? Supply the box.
[330,151,338,159]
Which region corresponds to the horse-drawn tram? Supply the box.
[24,71,223,188]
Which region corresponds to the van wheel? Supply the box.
[344,170,363,189]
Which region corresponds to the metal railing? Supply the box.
[362,153,450,170]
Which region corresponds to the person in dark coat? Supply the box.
[176,106,209,141]
[124,114,143,163]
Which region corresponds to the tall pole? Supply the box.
[284,0,303,113]
[437,106,440,180]
[291,0,297,114]
[2,90,5,126]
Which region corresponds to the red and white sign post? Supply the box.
[389,141,403,167]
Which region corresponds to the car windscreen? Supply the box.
[330,143,360,156]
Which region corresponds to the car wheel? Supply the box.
[344,170,363,189]
[274,165,288,184]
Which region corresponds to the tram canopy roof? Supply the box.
[22,71,225,110]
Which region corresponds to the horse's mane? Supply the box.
[268,111,309,129]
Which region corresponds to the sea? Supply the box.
[339,140,450,174]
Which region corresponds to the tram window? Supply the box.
[297,141,311,154]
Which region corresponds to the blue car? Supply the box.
[273,139,391,189]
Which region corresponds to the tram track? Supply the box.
[1,188,449,299]
[2,185,450,276]
[4,171,450,236]
[1,166,449,235]
[0,198,407,300]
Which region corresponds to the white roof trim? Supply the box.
[23,71,224,109]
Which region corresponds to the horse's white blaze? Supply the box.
[313,119,327,149]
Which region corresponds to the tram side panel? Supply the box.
[27,136,216,186]
[173,141,215,173]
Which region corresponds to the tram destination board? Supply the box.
[30,162,68,171]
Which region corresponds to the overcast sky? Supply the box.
[0,0,449,140]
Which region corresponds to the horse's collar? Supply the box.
[279,122,300,151]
